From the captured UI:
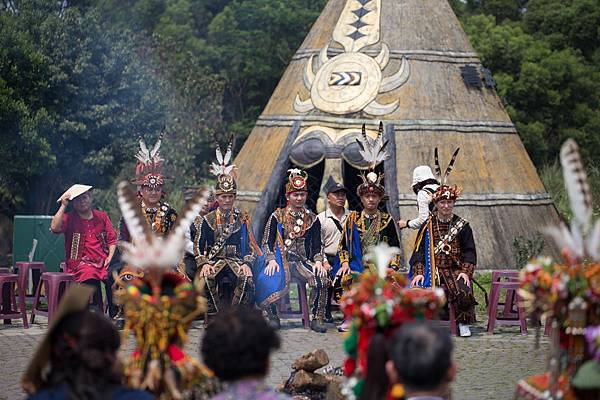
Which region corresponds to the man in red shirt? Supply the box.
[51,185,117,310]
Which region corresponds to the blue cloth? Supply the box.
[409,224,433,288]
[27,384,153,400]
[333,223,364,276]
[255,223,288,307]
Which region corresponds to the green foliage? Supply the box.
[513,234,546,268]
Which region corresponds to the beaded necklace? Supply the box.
[283,206,307,249]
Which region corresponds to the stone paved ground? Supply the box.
[0,317,549,400]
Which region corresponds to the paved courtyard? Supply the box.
[0,317,549,400]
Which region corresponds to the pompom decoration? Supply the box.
[339,242,446,399]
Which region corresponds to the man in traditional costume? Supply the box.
[255,169,330,333]
[317,177,350,323]
[51,185,117,309]
[113,181,219,399]
[337,124,401,283]
[194,141,257,321]
[109,134,179,323]
[183,188,214,281]
[409,184,477,337]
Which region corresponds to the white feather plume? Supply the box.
[117,181,210,269]
[356,122,388,169]
[544,139,598,262]
[366,242,400,279]
[560,139,592,229]
[210,140,235,177]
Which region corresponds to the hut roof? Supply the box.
[234,0,558,268]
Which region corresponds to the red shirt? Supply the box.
[58,210,117,281]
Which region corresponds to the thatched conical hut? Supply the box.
[234,0,558,268]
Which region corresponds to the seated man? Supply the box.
[195,141,256,320]
[386,321,456,400]
[255,169,330,333]
[409,184,477,337]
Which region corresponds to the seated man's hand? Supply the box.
[336,261,351,276]
[313,261,327,278]
[264,260,280,276]
[456,272,471,287]
[410,274,425,288]
[199,264,215,277]
[240,263,253,277]
[323,260,332,271]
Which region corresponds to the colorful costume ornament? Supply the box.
[115,181,215,400]
[337,123,401,288]
[340,243,446,400]
[194,139,259,317]
[515,139,600,400]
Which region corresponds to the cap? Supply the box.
[323,176,348,194]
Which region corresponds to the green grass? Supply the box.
[473,271,492,316]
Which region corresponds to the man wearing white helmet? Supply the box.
[398,166,440,230]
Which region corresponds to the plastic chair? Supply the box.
[31,272,76,324]
[487,281,527,335]
[0,273,29,328]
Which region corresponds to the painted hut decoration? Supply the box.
[234,0,558,268]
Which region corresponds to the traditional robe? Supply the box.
[194,208,257,315]
[410,214,477,323]
[255,207,329,319]
[337,210,402,275]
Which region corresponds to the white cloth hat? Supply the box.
[56,184,92,203]
[412,166,436,186]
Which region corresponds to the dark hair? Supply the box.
[43,310,122,400]
[359,332,389,400]
[412,178,439,195]
[389,321,453,392]
[201,309,280,381]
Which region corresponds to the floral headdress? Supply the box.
[340,243,446,399]
[356,122,388,197]
[517,140,599,398]
[133,132,166,188]
[115,181,213,399]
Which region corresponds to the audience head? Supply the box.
[387,321,456,394]
[201,308,281,382]
[23,286,123,399]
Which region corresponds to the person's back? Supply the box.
[387,321,456,400]
[24,303,152,400]
[201,309,291,400]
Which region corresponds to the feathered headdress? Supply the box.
[210,138,237,195]
[432,147,461,202]
[133,132,166,188]
[356,122,389,197]
[116,181,213,398]
[544,139,599,262]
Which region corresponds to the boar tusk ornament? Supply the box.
[294,0,410,116]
